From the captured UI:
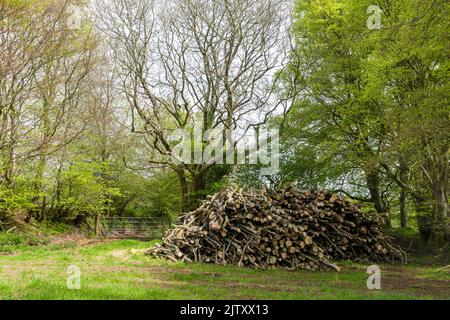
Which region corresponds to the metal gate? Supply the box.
[100,216,166,239]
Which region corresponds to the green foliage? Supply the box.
[280,0,449,237]
[125,172,181,221]
[0,176,38,214]
[281,0,384,187]
[1,0,447,239]
[59,161,122,217]
[0,233,49,254]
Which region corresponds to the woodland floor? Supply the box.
[0,237,449,300]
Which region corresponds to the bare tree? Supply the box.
[98,0,289,209]
[0,1,96,218]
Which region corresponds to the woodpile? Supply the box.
[148,187,407,271]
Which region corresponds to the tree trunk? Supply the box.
[177,171,189,212]
[433,182,448,223]
[177,166,210,212]
[94,214,101,236]
[365,168,390,226]
[415,189,448,244]
[400,187,407,228]
[399,155,409,228]
[414,194,434,242]
[1,109,17,188]
[189,168,207,208]
[32,154,47,221]
[431,181,448,242]
[416,153,449,244]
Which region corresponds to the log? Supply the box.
[148,187,407,271]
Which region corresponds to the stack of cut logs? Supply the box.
[148,187,407,271]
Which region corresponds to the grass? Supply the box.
[0,238,449,300]
[0,232,50,254]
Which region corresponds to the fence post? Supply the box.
[94,214,101,237]
[162,216,168,238]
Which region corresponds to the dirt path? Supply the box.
[49,234,110,246]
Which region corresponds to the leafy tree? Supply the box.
[362,0,449,241]
[282,0,391,213]
[282,0,449,241]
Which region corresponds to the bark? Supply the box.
[177,171,189,212]
[399,188,407,228]
[189,168,208,209]
[49,161,64,217]
[414,189,449,244]
[177,166,211,212]
[399,155,409,228]
[191,170,206,194]
[365,168,390,226]
[1,109,17,187]
[32,154,47,221]
[415,151,449,243]
[433,182,448,222]
[414,194,433,242]
[94,214,101,237]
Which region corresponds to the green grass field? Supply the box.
[0,238,449,300]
